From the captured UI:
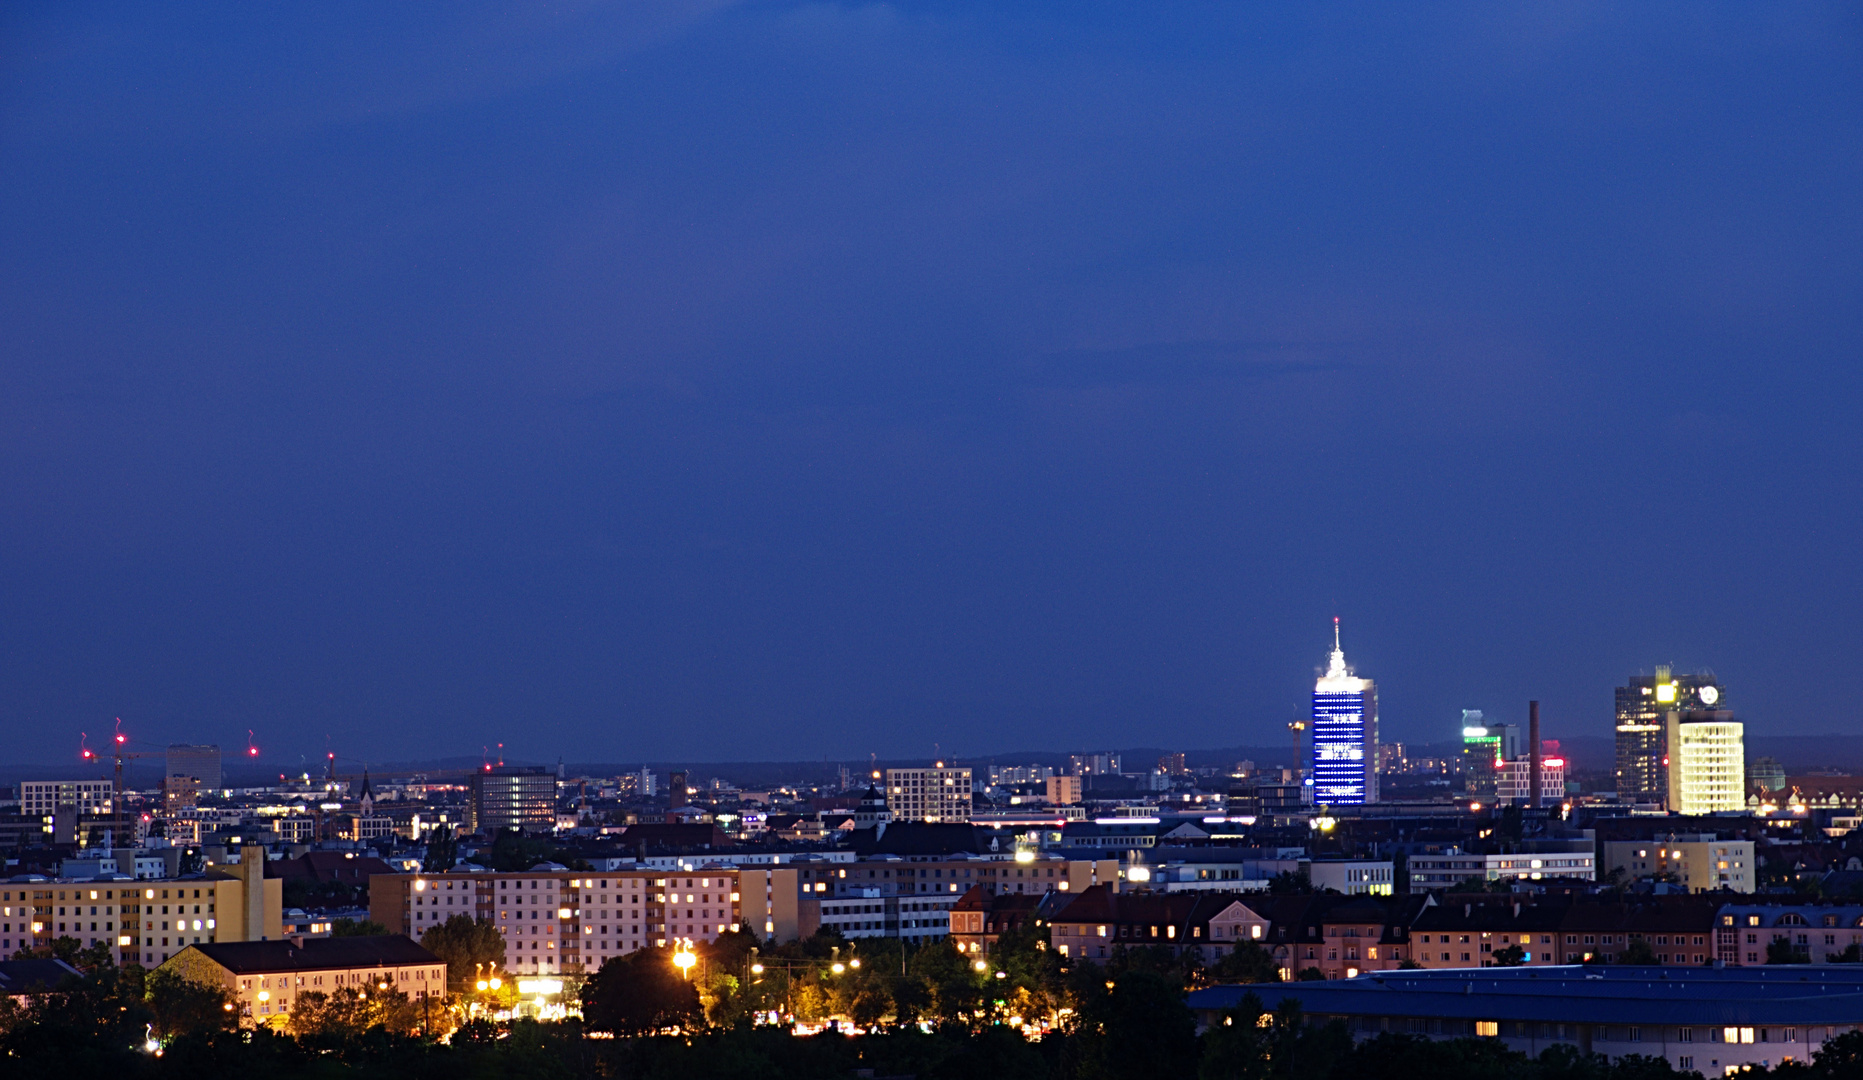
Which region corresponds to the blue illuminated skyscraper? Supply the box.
[1311,618,1379,805]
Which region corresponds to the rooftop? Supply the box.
[1189,966,1863,1027]
[178,934,440,975]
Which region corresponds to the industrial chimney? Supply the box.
[1529,700,1542,809]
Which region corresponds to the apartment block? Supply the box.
[885,767,972,823]
[1603,837,1755,894]
[371,866,802,975]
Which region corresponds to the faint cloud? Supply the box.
[1030,340,1349,390]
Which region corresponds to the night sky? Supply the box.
[3,3,1860,767]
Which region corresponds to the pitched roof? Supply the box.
[0,959,82,993]
[1048,884,1245,930]
[272,851,398,884]
[179,934,440,975]
[850,823,1001,857]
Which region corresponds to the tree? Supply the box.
[1766,937,1812,965]
[423,828,459,872]
[1074,970,1198,1080]
[1210,943,1280,984]
[1614,938,1659,966]
[331,917,390,937]
[420,914,506,993]
[1267,871,1313,895]
[286,985,419,1041]
[1491,944,1527,967]
[145,968,237,1038]
[580,950,704,1035]
[1295,967,1327,981]
[1200,996,1350,1080]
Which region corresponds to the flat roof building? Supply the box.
[1190,966,1863,1074]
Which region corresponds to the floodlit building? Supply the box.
[885,766,973,823]
[1667,711,1745,815]
[1615,666,1724,805]
[1312,618,1378,805]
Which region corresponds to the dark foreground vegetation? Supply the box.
[8,959,1863,1080]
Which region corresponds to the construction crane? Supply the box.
[81,718,261,807]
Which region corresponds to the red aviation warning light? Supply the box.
[80,733,94,761]
[247,729,261,757]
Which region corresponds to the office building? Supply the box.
[885,766,973,823]
[1615,666,1724,804]
[1312,619,1377,805]
[1497,755,1565,805]
[1405,840,1597,888]
[470,766,556,834]
[1305,858,1396,896]
[1602,836,1754,893]
[166,744,223,793]
[20,779,114,816]
[1667,711,1745,815]
[1461,718,1520,800]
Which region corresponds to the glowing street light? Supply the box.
[673,940,697,977]
[830,962,846,974]
[973,960,988,972]
[750,963,765,975]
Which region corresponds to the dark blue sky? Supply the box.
[3,3,1860,767]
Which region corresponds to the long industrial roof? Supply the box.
[1187,966,1863,1027]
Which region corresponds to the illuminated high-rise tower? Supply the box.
[1312,618,1378,805]
[1614,665,1725,806]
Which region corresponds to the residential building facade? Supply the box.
[884,767,973,823]
[162,934,444,1029]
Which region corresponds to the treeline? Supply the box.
[10,925,1863,1080]
[8,961,1863,1080]
[13,970,1863,1080]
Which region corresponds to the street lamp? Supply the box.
[673,940,697,978]
[973,960,988,972]
[830,962,846,974]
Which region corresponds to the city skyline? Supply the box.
[0,642,1770,770]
